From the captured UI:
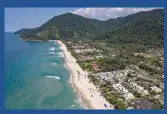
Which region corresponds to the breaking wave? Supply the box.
[48,52,56,54]
[56,52,64,58]
[74,99,80,103]
[69,104,75,108]
[49,40,56,42]
[49,47,55,51]
[51,63,57,66]
[45,76,60,80]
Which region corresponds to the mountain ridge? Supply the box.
[15,9,164,46]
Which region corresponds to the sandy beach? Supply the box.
[56,40,114,109]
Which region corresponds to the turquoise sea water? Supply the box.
[5,32,83,109]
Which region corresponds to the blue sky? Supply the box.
[5,8,76,32]
[5,8,156,32]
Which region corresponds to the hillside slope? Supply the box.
[92,9,164,47]
[15,9,164,46]
[15,13,107,40]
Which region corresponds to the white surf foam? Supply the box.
[49,40,56,42]
[49,47,55,51]
[45,76,60,80]
[56,52,64,57]
[51,63,57,66]
[69,104,75,108]
[74,99,80,103]
[48,52,56,54]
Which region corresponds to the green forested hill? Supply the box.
[15,13,107,40]
[15,9,164,46]
[95,19,164,47]
[105,8,163,29]
[92,9,164,47]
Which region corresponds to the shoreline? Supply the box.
[64,61,93,109]
[56,40,114,109]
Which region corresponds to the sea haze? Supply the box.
[4,32,83,109]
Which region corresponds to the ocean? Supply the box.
[4,32,83,109]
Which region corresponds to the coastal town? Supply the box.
[62,40,164,109]
[5,8,164,110]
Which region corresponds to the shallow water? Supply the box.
[5,32,83,109]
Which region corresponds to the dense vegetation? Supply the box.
[95,19,164,47]
[98,57,126,72]
[15,9,164,47]
[15,13,107,40]
[138,63,163,75]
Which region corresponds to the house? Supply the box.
[95,55,104,59]
[79,56,94,61]
[113,83,135,100]
[131,99,153,109]
[153,95,164,105]
[135,85,144,94]
[130,82,137,87]
[122,88,129,94]
[142,90,149,96]
[67,41,72,44]
[111,54,116,57]
[91,62,101,71]
[129,81,149,96]
[84,44,89,46]
[127,107,134,109]
[113,83,121,88]
[159,83,164,89]
[74,49,82,53]
[150,86,162,93]
[123,93,135,100]
[134,53,152,58]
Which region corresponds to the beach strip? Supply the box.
[56,40,114,109]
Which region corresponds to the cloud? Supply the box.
[72,8,158,20]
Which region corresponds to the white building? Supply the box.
[129,81,149,96]
[113,83,135,100]
[127,107,134,109]
[142,90,149,96]
[135,85,144,94]
[150,86,162,93]
[123,93,135,100]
